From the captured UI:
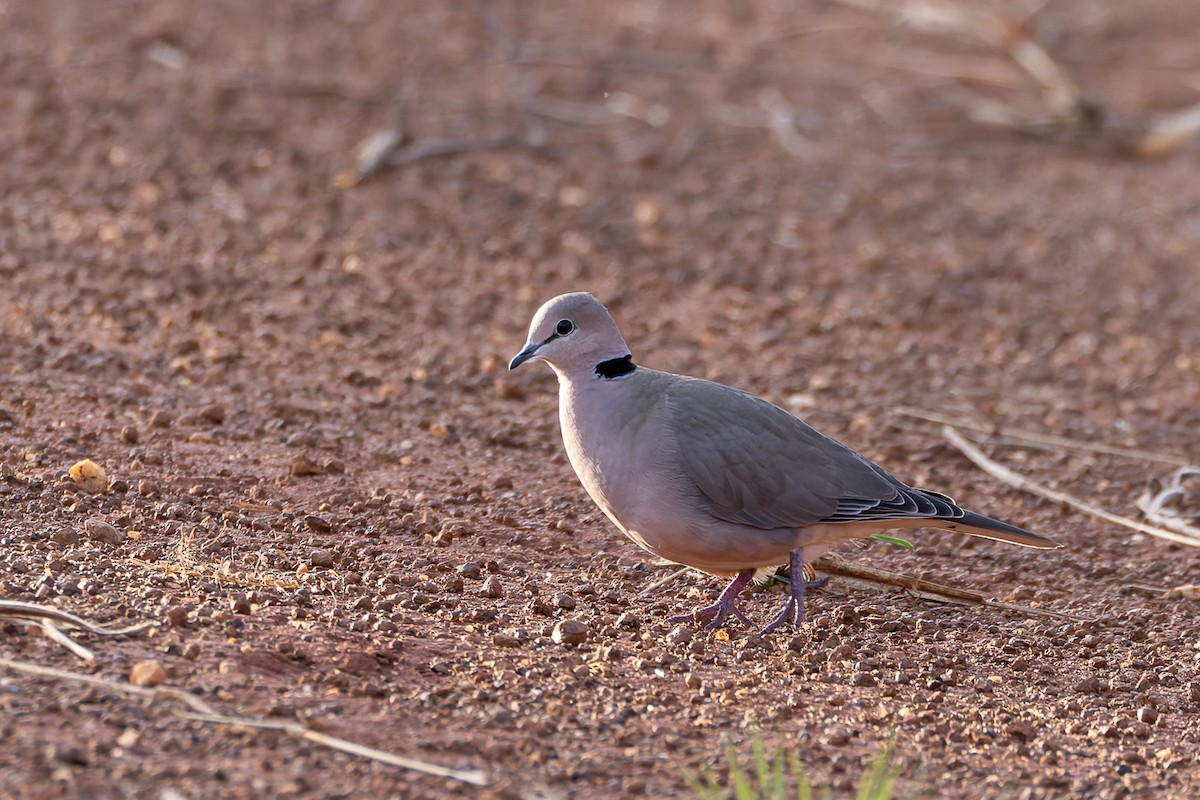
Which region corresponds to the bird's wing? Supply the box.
[664,374,913,530]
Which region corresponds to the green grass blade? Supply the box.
[870,534,915,550]
[856,734,899,800]
[787,749,813,800]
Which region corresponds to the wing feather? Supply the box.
[666,376,904,529]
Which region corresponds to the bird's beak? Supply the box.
[508,342,541,370]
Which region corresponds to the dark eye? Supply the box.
[555,319,575,336]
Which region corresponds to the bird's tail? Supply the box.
[879,508,1060,549]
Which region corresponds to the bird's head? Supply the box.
[508,292,632,378]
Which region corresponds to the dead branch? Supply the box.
[814,555,1082,622]
[892,406,1193,466]
[636,566,693,598]
[39,619,95,662]
[0,656,488,787]
[942,425,1200,548]
[387,134,526,167]
[0,599,154,636]
[180,711,488,785]
[1136,467,1200,539]
[1131,102,1200,159]
[837,0,1200,157]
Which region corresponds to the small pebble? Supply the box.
[554,592,577,610]
[664,625,693,645]
[165,606,191,627]
[289,454,323,477]
[304,514,333,534]
[614,612,640,629]
[84,518,125,546]
[1137,706,1159,725]
[68,459,109,494]
[309,549,334,568]
[481,576,504,598]
[456,561,482,579]
[129,660,167,687]
[552,619,589,645]
[51,528,80,546]
[231,594,252,615]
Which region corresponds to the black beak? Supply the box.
[508,342,541,370]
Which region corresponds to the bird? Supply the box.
[508,292,1060,634]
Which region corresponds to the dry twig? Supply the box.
[1136,467,1200,539]
[0,656,488,786]
[0,599,154,636]
[893,406,1192,466]
[636,566,693,598]
[942,425,1200,548]
[837,0,1200,157]
[814,555,1081,621]
[38,619,95,662]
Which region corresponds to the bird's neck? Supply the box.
[594,354,636,379]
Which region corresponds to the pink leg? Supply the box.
[668,568,757,630]
[759,549,827,635]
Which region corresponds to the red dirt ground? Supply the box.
[2,1,1200,798]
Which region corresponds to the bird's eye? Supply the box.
[555,319,575,336]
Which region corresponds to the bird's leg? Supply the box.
[668,568,757,630]
[759,549,828,635]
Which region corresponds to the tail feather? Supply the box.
[923,508,1060,549]
[853,507,1061,549]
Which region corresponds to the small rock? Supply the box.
[664,625,693,645]
[304,514,333,533]
[165,605,191,627]
[492,632,522,648]
[456,561,483,579]
[289,454,323,477]
[51,528,80,546]
[84,518,125,546]
[148,410,173,428]
[481,576,504,598]
[129,660,167,687]
[614,611,640,629]
[552,619,589,645]
[309,549,334,568]
[554,592,577,610]
[1137,706,1159,725]
[231,594,252,615]
[199,404,226,425]
[68,459,109,493]
[120,425,140,444]
[46,743,88,766]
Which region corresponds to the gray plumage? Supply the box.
[510,292,1059,633]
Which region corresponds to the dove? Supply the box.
[509,292,1060,634]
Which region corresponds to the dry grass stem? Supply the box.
[942,425,1200,548]
[0,599,154,636]
[1136,467,1200,539]
[815,556,1080,621]
[893,406,1193,466]
[0,656,488,787]
[181,712,489,786]
[39,619,96,663]
[636,566,693,598]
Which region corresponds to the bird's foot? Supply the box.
[668,599,755,630]
[667,568,757,631]
[758,551,827,636]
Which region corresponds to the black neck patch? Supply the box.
[595,355,636,379]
